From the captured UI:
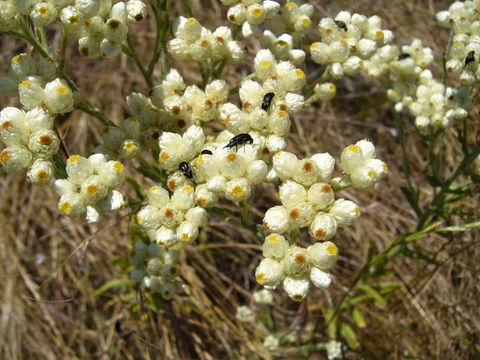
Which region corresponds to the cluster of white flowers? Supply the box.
[310,11,393,79]
[222,0,280,37]
[54,154,126,223]
[0,107,59,184]
[0,0,393,305]
[257,140,386,300]
[135,184,208,248]
[0,1,146,58]
[255,234,338,301]
[218,49,305,150]
[269,1,314,35]
[1,53,74,114]
[168,17,245,62]
[366,36,469,129]
[437,1,480,85]
[260,30,305,65]
[129,241,184,298]
[405,70,468,129]
[0,53,55,96]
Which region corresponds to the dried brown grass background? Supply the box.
[0,0,479,359]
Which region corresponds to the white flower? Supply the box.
[308,241,338,270]
[158,125,205,171]
[253,289,273,304]
[235,305,255,322]
[31,3,57,27]
[340,140,387,189]
[329,199,360,227]
[44,78,74,114]
[308,213,337,240]
[255,258,284,286]
[262,233,289,259]
[282,276,309,302]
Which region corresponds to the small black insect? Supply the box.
[398,53,411,60]
[201,149,213,155]
[465,50,475,66]
[261,92,275,111]
[334,20,348,32]
[223,133,254,150]
[179,162,196,184]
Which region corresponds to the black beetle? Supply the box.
[201,149,213,155]
[334,20,348,32]
[398,53,411,60]
[465,51,475,66]
[179,162,196,184]
[261,92,275,111]
[223,133,254,151]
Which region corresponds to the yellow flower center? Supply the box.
[60,202,72,214]
[86,184,99,196]
[232,185,244,198]
[68,155,80,163]
[113,161,124,173]
[56,86,70,95]
[327,244,338,255]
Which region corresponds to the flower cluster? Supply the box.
[260,31,305,65]
[310,11,393,79]
[222,0,280,37]
[151,69,230,127]
[437,1,480,84]
[129,241,184,299]
[168,17,245,62]
[269,1,314,35]
[0,0,393,305]
[255,234,338,301]
[135,185,207,248]
[0,1,146,58]
[54,154,126,223]
[219,49,305,148]
[366,37,469,129]
[192,134,268,202]
[1,53,74,114]
[257,141,386,300]
[0,107,59,184]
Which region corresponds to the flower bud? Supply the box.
[308,213,337,240]
[262,233,289,259]
[255,258,284,286]
[283,276,309,302]
[308,241,338,270]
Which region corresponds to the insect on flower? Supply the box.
[398,53,411,60]
[261,92,275,112]
[179,162,196,184]
[334,20,348,32]
[201,149,213,155]
[465,51,475,66]
[223,133,254,151]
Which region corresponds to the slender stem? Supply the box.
[123,34,154,88]
[304,65,331,97]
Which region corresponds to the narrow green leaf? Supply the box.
[437,220,480,232]
[357,284,386,307]
[352,308,367,329]
[340,323,359,349]
[92,279,135,297]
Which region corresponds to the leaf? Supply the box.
[437,220,480,232]
[92,279,135,297]
[352,308,367,329]
[356,284,386,307]
[340,323,360,349]
[326,308,337,339]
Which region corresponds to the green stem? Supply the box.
[123,34,154,88]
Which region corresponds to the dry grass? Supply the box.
[1,0,479,359]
